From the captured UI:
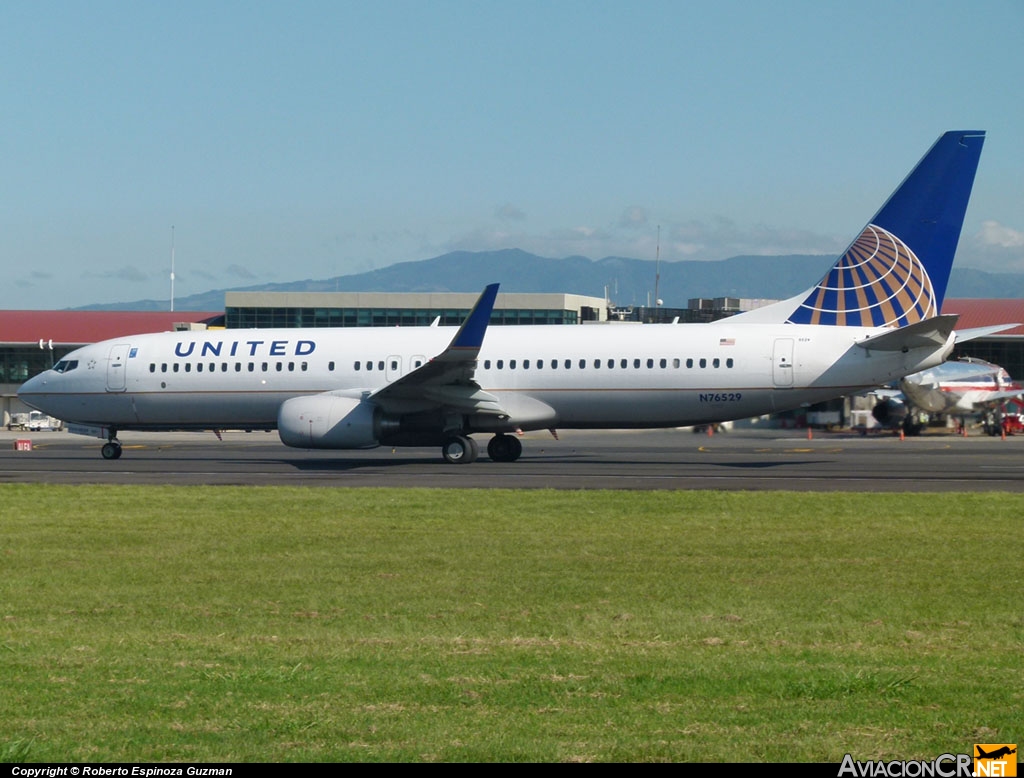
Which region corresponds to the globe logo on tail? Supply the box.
[786,225,936,327]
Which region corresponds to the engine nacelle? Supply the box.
[278,394,384,449]
[871,397,907,426]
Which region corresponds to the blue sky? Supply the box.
[3,0,1022,309]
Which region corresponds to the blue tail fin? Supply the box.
[784,131,985,327]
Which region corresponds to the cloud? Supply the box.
[443,215,842,263]
[978,220,1024,249]
[495,203,526,221]
[958,220,1024,272]
[84,266,150,283]
[225,264,258,280]
[618,206,648,229]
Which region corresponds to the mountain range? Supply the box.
[72,249,1024,312]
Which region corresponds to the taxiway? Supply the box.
[2,428,1022,491]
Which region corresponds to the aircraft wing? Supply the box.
[963,389,1024,405]
[368,283,510,417]
[855,314,958,352]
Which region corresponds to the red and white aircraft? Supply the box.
[872,356,1023,435]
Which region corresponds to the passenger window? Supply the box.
[633,359,640,369]
[197,364,203,373]
[510,359,516,369]
[377,361,384,371]
[173,363,180,372]
[713,358,720,368]
[660,358,667,368]
[686,358,693,368]
[274,362,282,372]
[607,359,614,369]
[484,360,491,369]
[564,359,570,369]
[149,364,155,373]
[524,359,530,369]
[579,359,586,369]
[537,359,544,369]
[646,359,654,369]
[262,362,268,372]
[620,359,627,369]
[497,360,504,369]
[235,363,241,372]
[727,358,734,368]
[161,364,167,373]
[699,358,707,368]
[328,361,335,371]
[221,363,228,372]
[248,363,254,372]
[185,363,192,373]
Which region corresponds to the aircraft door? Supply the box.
[772,339,794,388]
[106,344,131,392]
[385,355,402,383]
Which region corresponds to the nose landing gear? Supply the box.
[101,429,122,460]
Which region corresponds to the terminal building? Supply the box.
[223,290,607,328]
[4,294,1024,427]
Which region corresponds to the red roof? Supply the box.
[1,301,1022,346]
[941,300,1024,337]
[0,311,223,346]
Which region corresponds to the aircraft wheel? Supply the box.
[487,434,522,462]
[442,435,478,464]
[101,442,122,460]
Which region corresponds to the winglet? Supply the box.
[450,283,499,352]
[369,284,501,403]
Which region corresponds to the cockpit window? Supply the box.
[52,360,79,373]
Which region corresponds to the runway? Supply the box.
[2,426,1023,491]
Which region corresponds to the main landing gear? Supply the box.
[442,434,478,464]
[487,433,522,463]
[101,430,123,460]
[440,433,523,464]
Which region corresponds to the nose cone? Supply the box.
[17,372,51,411]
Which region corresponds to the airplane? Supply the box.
[18,130,988,464]
[976,746,1017,761]
[871,356,1023,435]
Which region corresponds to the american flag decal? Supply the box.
[786,224,936,327]
[719,338,735,346]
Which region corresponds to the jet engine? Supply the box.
[870,397,907,427]
[278,394,397,449]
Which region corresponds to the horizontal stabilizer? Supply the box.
[855,314,958,352]
[954,323,1020,344]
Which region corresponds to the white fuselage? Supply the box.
[19,320,952,435]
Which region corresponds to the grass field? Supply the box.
[1,485,1020,762]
